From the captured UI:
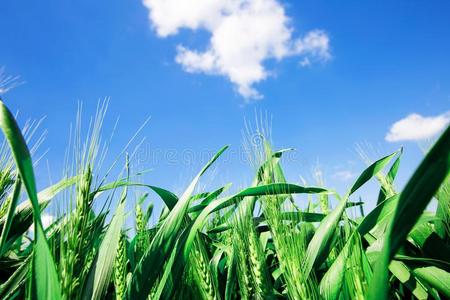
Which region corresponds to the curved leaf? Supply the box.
[0,100,61,300]
[367,126,450,300]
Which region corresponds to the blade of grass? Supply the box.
[413,266,450,298]
[367,126,450,300]
[376,149,402,204]
[126,145,229,299]
[183,183,328,260]
[0,255,31,299]
[82,192,127,300]
[304,151,398,280]
[0,176,21,256]
[0,100,61,300]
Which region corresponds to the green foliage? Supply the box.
[0,99,448,300]
[367,126,450,300]
[0,100,62,300]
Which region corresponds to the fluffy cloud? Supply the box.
[385,111,450,142]
[143,0,330,100]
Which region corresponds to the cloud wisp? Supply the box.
[332,170,356,181]
[143,0,331,100]
[385,111,450,142]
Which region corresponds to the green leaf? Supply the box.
[224,245,237,300]
[0,100,61,300]
[367,126,450,300]
[0,255,31,299]
[0,176,78,253]
[413,266,450,298]
[188,183,232,213]
[306,151,398,282]
[347,151,399,198]
[96,181,178,210]
[377,148,402,204]
[155,184,232,299]
[183,183,328,260]
[319,195,399,300]
[0,177,21,256]
[126,145,229,299]
[208,211,326,234]
[320,194,439,299]
[389,260,429,300]
[82,194,126,300]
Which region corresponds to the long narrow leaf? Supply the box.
[82,197,126,300]
[305,151,398,280]
[126,145,228,299]
[0,100,61,300]
[367,126,450,300]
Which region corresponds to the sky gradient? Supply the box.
[1,0,450,212]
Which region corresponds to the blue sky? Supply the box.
[1,0,450,212]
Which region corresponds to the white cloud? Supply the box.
[332,170,355,181]
[385,111,450,142]
[294,30,331,60]
[143,0,331,100]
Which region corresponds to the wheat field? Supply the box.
[0,98,448,300]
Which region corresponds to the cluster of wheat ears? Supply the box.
[0,98,448,300]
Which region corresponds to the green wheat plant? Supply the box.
[0,97,448,300]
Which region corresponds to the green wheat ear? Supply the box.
[114,233,127,300]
